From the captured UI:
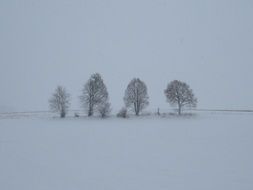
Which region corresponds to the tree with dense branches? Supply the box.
[124,78,149,116]
[49,86,70,118]
[80,73,110,116]
[164,80,197,115]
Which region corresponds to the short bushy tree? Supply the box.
[124,78,149,116]
[98,102,111,118]
[117,107,128,118]
[49,86,70,118]
[164,80,197,115]
[80,73,110,116]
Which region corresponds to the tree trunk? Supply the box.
[135,104,140,116]
[60,111,66,118]
[134,102,139,116]
[178,105,181,115]
[88,109,93,116]
[88,104,93,116]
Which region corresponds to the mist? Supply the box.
[0,0,253,112]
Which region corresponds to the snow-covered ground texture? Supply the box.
[0,112,253,190]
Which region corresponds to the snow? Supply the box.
[0,112,253,190]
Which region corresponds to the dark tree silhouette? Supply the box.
[80,73,110,116]
[164,80,197,115]
[49,86,70,118]
[124,78,149,116]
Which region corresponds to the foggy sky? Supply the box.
[0,0,253,112]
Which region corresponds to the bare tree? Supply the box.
[49,86,70,118]
[124,78,149,116]
[80,73,110,116]
[164,80,197,115]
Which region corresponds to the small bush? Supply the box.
[98,102,111,118]
[117,107,128,118]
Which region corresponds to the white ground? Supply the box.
[0,112,253,190]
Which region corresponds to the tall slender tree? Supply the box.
[124,78,149,116]
[80,73,110,116]
[49,86,70,118]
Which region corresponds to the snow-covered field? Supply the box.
[0,112,253,190]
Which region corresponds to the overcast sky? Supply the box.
[0,0,253,112]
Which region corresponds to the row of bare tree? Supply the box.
[49,73,197,118]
